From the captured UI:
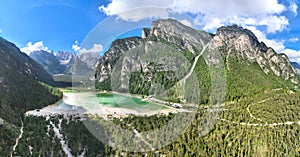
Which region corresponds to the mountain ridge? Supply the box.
[0,36,62,125]
[95,19,298,94]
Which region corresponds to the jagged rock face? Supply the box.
[29,50,77,75]
[95,19,214,84]
[56,50,75,61]
[213,25,298,84]
[77,52,100,69]
[30,50,65,74]
[149,19,212,54]
[55,51,75,69]
[95,37,144,82]
[95,19,298,86]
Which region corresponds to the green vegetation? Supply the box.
[97,93,167,110]
[11,90,300,156]
[226,51,295,101]
[95,76,112,91]
[13,116,115,157]
[0,77,62,125]
[129,70,178,95]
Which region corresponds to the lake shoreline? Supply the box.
[25,91,177,119]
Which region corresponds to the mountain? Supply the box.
[55,50,76,61]
[3,19,300,156]
[29,50,76,75]
[291,62,300,74]
[95,19,298,100]
[66,52,100,77]
[0,37,61,124]
[214,25,298,84]
[55,50,75,70]
[91,19,300,156]
[30,50,65,74]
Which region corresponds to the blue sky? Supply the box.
[0,0,108,52]
[0,0,300,63]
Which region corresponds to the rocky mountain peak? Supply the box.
[55,51,75,61]
[95,19,299,86]
[148,19,212,54]
[213,24,297,84]
[214,24,268,56]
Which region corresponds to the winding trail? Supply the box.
[246,99,268,123]
[219,98,300,127]
[218,118,300,127]
[226,50,231,71]
[180,41,209,83]
[11,118,24,157]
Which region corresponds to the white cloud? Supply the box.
[115,7,168,22]
[79,44,103,53]
[245,26,300,64]
[100,0,288,33]
[99,0,172,21]
[180,19,192,27]
[72,40,80,51]
[100,0,300,64]
[0,29,2,33]
[281,49,300,63]
[257,16,289,33]
[245,26,285,52]
[289,2,298,15]
[21,41,50,55]
[172,0,285,16]
[289,37,299,42]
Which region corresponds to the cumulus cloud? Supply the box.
[289,2,298,15]
[21,41,50,55]
[99,0,172,21]
[79,44,103,53]
[282,49,300,63]
[99,0,300,63]
[244,26,285,52]
[100,0,290,33]
[72,40,80,51]
[289,37,299,42]
[115,7,168,22]
[0,29,2,33]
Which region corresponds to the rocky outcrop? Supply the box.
[95,19,299,88]
[150,19,212,54]
[29,50,76,75]
[95,37,144,82]
[30,50,65,74]
[213,25,298,84]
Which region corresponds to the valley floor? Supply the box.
[25,91,180,119]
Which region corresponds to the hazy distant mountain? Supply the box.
[291,62,300,74]
[29,49,100,77]
[65,52,100,76]
[55,50,76,61]
[30,50,65,74]
[29,50,76,75]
